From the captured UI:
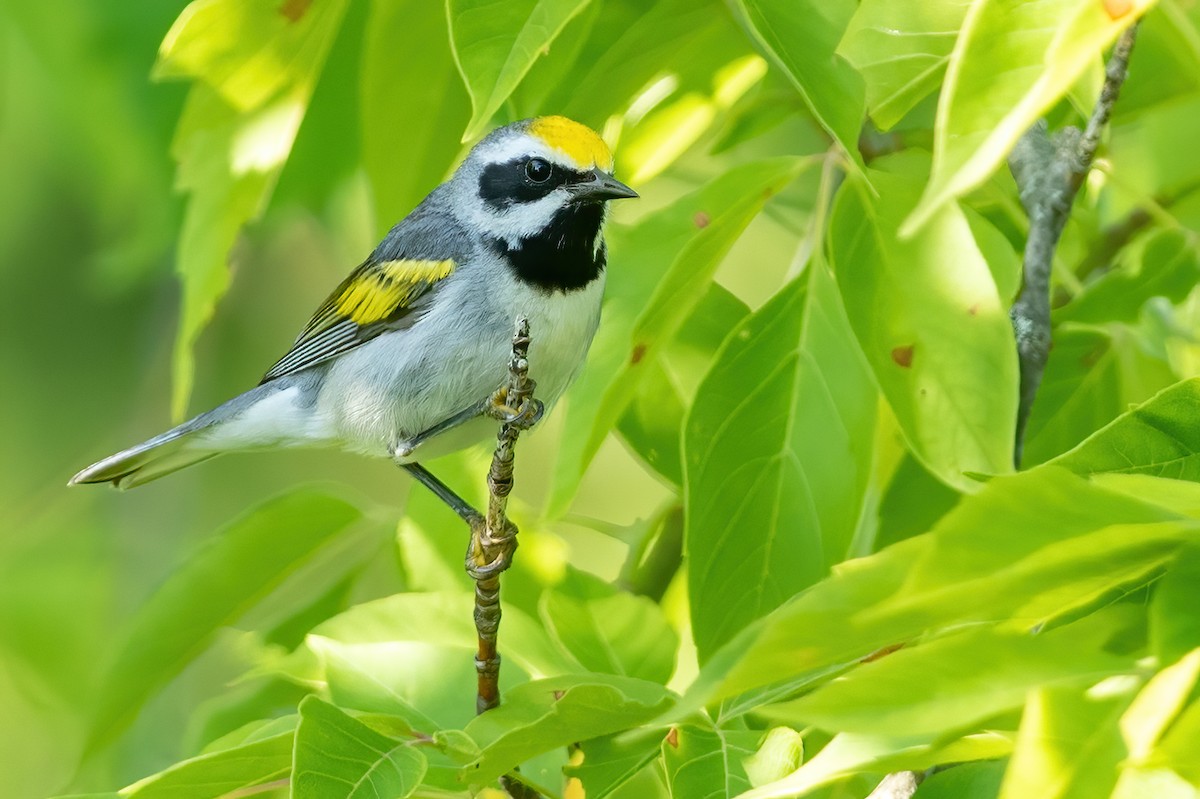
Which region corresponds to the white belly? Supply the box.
[316,263,604,457]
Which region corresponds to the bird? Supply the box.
[70,115,637,500]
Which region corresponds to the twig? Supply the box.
[468,318,542,799]
[469,317,534,715]
[866,770,924,799]
[1007,21,1140,467]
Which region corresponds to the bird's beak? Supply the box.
[571,170,639,202]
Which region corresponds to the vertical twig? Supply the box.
[1008,21,1140,466]
[470,317,534,715]
[468,317,541,799]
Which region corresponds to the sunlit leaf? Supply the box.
[998,685,1132,799]
[462,674,674,785]
[685,263,876,661]
[1153,695,1200,783]
[551,157,809,513]
[549,0,753,129]
[1121,649,1200,763]
[838,0,971,131]
[87,489,364,750]
[156,0,350,418]
[1151,544,1200,663]
[903,0,1155,234]
[829,155,1018,490]
[672,468,1194,715]
[727,0,865,162]
[734,731,1012,799]
[447,0,594,140]
[300,591,579,688]
[762,619,1134,738]
[293,696,426,799]
[540,589,678,684]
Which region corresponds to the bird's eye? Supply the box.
[524,158,553,184]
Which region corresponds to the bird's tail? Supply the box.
[69,419,219,489]
[69,383,280,490]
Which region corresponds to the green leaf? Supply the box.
[903,0,1155,234]
[1111,92,1200,203]
[565,733,664,799]
[1058,230,1200,325]
[156,0,350,418]
[915,760,1007,799]
[672,467,1194,715]
[618,283,751,487]
[293,696,426,799]
[837,0,971,131]
[762,620,1134,738]
[685,263,876,661]
[88,489,364,750]
[1023,325,1175,466]
[462,674,674,785]
[662,722,759,798]
[1050,377,1200,480]
[742,727,804,788]
[361,0,469,233]
[728,0,865,162]
[551,157,809,513]
[736,731,1012,799]
[1154,695,1200,783]
[1151,545,1200,662]
[296,592,579,727]
[1121,649,1200,763]
[998,685,1132,799]
[1111,768,1200,799]
[829,156,1018,490]
[120,730,293,798]
[446,0,594,140]
[540,589,678,684]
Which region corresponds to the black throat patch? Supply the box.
[492,203,607,293]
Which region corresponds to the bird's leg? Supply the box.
[390,385,544,461]
[399,462,482,525]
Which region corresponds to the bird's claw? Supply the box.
[485,386,543,430]
[465,516,519,580]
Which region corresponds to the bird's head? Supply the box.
[452,116,638,249]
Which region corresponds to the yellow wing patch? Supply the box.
[333,259,455,325]
[529,116,614,172]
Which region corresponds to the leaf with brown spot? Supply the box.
[891,345,915,368]
[279,0,311,22]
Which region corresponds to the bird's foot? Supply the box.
[485,386,543,431]
[465,515,520,580]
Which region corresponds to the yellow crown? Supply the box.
[528,116,614,173]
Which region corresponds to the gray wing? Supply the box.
[261,193,473,383]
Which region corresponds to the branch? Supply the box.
[866,770,924,799]
[468,317,541,799]
[1008,21,1140,467]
